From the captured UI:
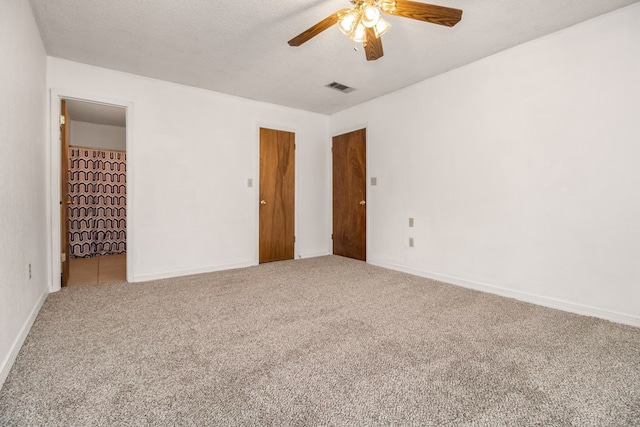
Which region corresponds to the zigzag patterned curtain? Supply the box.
[68,148,126,258]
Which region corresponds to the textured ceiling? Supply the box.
[31,0,639,115]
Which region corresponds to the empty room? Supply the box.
[1,0,639,425]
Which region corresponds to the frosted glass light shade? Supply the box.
[350,22,366,43]
[373,17,391,38]
[361,5,380,28]
[338,9,358,36]
[379,0,397,13]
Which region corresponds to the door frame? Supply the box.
[48,89,134,292]
[330,124,370,261]
[254,123,300,265]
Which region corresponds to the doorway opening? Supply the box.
[61,99,127,287]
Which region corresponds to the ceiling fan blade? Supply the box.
[288,11,342,46]
[364,27,384,61]
[384,1,462,27]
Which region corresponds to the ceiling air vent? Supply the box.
[326,82,356,93]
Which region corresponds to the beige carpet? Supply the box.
[1,256,638,426]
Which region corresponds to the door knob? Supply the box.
[359,200,366,206]
[260,200,267,205]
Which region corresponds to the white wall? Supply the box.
[48,58,331,284]
[331,4,640,326]
[0,0,49,387]
[70,120,126,151]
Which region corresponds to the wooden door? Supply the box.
[60,100,70,286]
[333,128,366,261]
[259,128,295,263]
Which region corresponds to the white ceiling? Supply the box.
[30,0,639,115]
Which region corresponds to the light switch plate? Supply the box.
[371,177,377,186]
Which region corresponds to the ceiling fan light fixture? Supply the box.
[288,0,463,61]
[361,4,380,28]
[373,16,391,38]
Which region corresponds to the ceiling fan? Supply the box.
[288,0,462,61]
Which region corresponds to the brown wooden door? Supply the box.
[259,128,295,263]
[333,128,366,261]
[60,100,70,286]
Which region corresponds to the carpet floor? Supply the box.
[1,255,638,426]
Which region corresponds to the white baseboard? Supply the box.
[131,260,256,282]
[132,253,335,282]
[298,250,330,259]
[0,290,48,390]
[368,259,640,328]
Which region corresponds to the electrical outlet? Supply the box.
[29,263,32,279]
[409,238,414,247]
[409,218,414,227]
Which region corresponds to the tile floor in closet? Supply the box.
[67,254,126,286]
